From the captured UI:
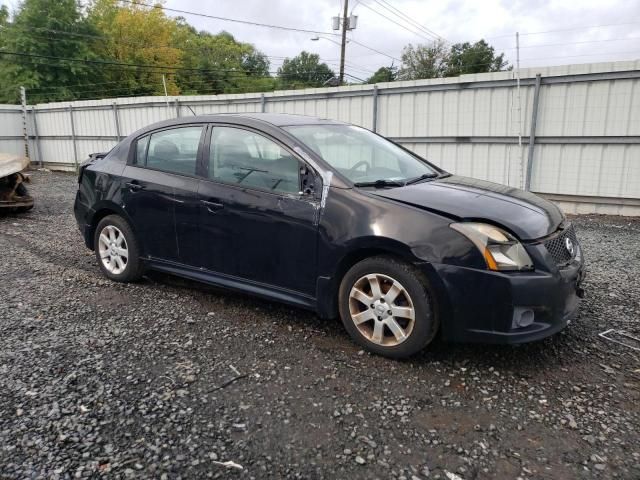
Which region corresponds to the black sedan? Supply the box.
[74,113,585,358]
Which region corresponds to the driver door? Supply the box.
[197,125,321,296]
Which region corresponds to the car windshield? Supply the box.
[284,124,438,185]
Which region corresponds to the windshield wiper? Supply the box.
[353,179,405,188]
[404,172,439,185]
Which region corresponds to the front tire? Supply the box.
[338,256,438,359]
[94,215,144,282]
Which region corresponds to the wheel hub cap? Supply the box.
[348,273,416,347]
[98,225,129,275]
[373,301,389,319]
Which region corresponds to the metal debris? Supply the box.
[598,329,640,352]
[0,154,33,212]
[210,460,243,470]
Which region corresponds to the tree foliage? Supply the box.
[0,0,97,103]
[0,0,510,103]
[446,40,508,76]
[366,66,397,84]
[277,51,335,89]
[396,39,509,82]
[397,41,449,80]
[0,0,277,103]
[88,0,182,97]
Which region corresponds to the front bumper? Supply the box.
[428,244,585,344]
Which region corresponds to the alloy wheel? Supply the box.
[98,225,129,275]
[348,273,416,346]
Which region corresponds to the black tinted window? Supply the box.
[146,126,203,175]
[209,127,300,194]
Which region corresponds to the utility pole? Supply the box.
[339,0,349,86]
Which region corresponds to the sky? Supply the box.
[2,0,639,80]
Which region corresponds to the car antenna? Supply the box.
[186,105,197,116]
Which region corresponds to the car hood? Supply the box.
[370,175,564,240]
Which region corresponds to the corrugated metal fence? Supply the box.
[2,60,639,215]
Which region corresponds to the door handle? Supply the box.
[200,199,224,212]
[125,181,145,191]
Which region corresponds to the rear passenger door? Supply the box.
[121,125,204,263]
[197,125,320,296]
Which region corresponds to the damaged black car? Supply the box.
[74,114,585,358]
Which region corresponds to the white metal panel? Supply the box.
[118,105,173,135]
[531,144,640,198]
[0,139,24,156]
[0,61,638,213]
[75,139,119,160]
[38,139,76,165]
[401,142,526,188]
[0,109,23,137]
[74,107,117,137]
[34,109,72,136]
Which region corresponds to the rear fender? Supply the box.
[85,200,138,251]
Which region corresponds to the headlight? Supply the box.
[450,222,533,271]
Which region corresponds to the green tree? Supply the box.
[397,41,449,80]
[88,0,183,98]
[445,39,509,76]
[277,51,335,89]
[0,5,8,26]
[0,0,97,103]
[174,26,274,95]
[366,66,397,84]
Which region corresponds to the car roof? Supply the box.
[153,113,346,128]
[131,113,347,138]
[229,113,347,127]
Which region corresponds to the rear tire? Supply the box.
[94,215,144,282]
[338,256,438,359]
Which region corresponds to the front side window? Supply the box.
[284,124,437,184]
[209,126,300,194]
[145,126,203,175]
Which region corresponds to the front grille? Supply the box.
[543,224,579,265]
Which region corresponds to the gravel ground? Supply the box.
[1,171,639,480]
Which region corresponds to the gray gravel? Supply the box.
[1,170,639,479]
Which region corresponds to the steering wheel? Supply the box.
[349,161,370,173]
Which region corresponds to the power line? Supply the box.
[119,0,341,37]
[373,0,444,41]
[25,70,370,103]
[348,37,401,62]
[0,24,371,77]
[486,20,640,40]
[357,1,437,43]
[0,49,338,78]
[5,54,367,101]
[0,23,375,78]
[522,50,640,62]
[118,0,399,72]
[513,36,640,50]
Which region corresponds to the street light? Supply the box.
[309,37,344,86]
[310,35,348,47]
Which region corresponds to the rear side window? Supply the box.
[145,126,203,176]
[209,127,300,194]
